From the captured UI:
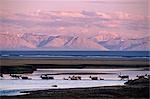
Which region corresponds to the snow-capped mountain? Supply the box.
[0,32,149,51]
[64,37,108,50]
[97,35,150,51]
[21,33,48,46]
[0,34,36,50]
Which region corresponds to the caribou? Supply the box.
[20,76,31,80]
[118,73,129,80]
[136,74,150,79]
[10,74,21,79]
[136,75,145,79]
[40,74,54,80]
[89,76,98,80]
[145,74,150,79]
[89,76,104,80]
[63,77,69,80]
[0,73,3,78]
[68,76,81,80]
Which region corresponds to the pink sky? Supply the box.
[0,0,149,50]
[0,0,149,35]
[1,0,148,14]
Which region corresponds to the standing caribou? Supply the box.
[0,73,3,78]
[89,76,98,80]
[10,74,21,79]
[118,73,129,80]
[145,74,150,79]
[136,74,150,79]
[68,76,81,80]
[89,76,104,80]
[40,74,54,80]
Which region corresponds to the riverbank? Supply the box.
[1,56,149,98]
[1,84,149,99]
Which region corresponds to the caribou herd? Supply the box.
[0,73,149,80]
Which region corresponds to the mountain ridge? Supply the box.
[0,33,149,51]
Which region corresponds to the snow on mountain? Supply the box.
[97,36,150,51]
[21,33,48,46]
[0,34,36,50]
[119,37,150,51]
[64,37,108,50]
[0,32,149,51]
[37,35,108,50]
[124,42,149,51]
[41,36,72,48]
[93,32,120,42]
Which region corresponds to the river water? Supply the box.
[0,68,149,96]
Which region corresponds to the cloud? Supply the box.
[0,10,149,35]
[88,0,147,4]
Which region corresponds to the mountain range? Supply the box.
[0,33,149,51]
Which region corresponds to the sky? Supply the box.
[0,0,149,50]
[1,0,148,14]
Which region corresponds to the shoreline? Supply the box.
[1,85,149,99]
[1,56,149,98]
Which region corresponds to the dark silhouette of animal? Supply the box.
[68,76,76,80]
[99,77,104,80]
[136,75,145,79]
[89,76,98,80]
[21,76,29,80]
[69,76,81,80]
[40,74,54,80]
[118,73,129,80]
[63,78,69,80]
[145,74,150,79]
[118,75,129,80]
[118,72,129,80]
[51,85,58,87]
[76,76,81,80]
[10,74,21,79]
[0,73,3,77]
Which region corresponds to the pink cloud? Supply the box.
[0,10,149,37]
[114,12,148,21]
